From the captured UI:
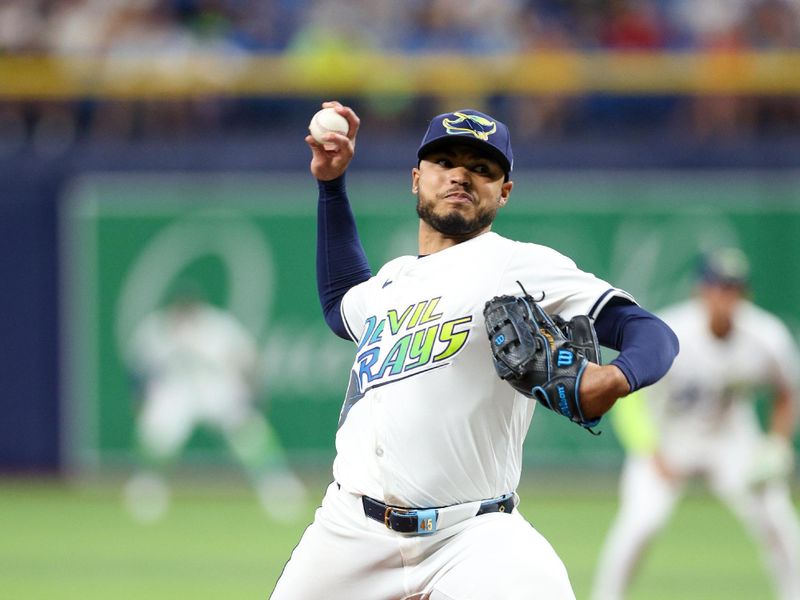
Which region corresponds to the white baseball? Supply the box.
[309,107,349,148]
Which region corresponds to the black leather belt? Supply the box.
[362,493,515,534]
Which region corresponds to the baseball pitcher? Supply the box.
[270,102,680,600]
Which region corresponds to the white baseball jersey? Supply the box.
[650,298,800,463]
[592,298,800,600]
[334,231,633,508]
[128,303,259,450]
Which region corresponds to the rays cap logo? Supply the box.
[417,109,513,176]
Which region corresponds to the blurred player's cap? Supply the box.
[699,247,750,287]
[166,277,206,305]
[417,109,513,175]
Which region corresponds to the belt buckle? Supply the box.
[383,504,437,534]
[384,505,408,530]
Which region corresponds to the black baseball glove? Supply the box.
[483,290,602,431]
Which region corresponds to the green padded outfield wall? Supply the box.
[60,171,800,470]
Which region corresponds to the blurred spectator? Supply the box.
[1,0,800,146]
[406,0,524,53]
[602,0,666,49]
[0,0,46,52]
[668,0,753,47]
[746,0,800,48]
[508,3,579,139]
[3,0,800,57]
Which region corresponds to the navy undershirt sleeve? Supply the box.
[594,299,679,392]
[316,174,373,340]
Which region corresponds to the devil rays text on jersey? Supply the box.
[339,296,472,427]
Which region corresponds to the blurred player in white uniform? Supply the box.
[269,102,679,600]
[592,248,800,600]
[123,283,307,523]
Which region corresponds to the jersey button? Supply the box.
[375,446,384,457]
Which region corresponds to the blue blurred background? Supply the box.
[3,0,800,474]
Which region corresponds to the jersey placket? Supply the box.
[369,386,394,497]
[370,267,410,501]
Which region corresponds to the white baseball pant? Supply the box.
[271,481,575,600]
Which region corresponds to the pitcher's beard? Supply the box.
[416,198,496,237]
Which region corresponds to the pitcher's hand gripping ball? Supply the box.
[484,290,602,431]
[309,107,349,150]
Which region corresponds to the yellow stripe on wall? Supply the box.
[1,51,800,99]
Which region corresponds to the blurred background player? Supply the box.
[591,247,800,600]
[122,281,307,523]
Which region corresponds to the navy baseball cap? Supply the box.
[417,109,513,175]
[698,247,750,287]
